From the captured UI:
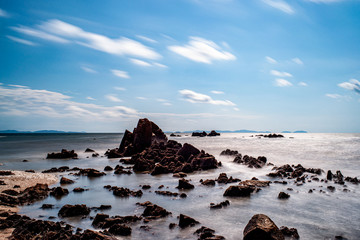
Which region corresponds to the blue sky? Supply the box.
[1,0,360,132]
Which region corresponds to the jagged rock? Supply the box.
[201,179,216,186]
[177,143,200,161]
[208,130,220,136]
[243,214,284,240]
[239,179,271,187]
[234,155,267,168]
[178,214,199,228]
[192,131,207,137]
[114,165,132,175]
[85,148,95,152]
[263,133,284,138]
[278,192,290,199]
[141,185,151,190]
[210,200,230,209]
[76,168,106,177]
[223,185,255,197]
[155,191,178,197]
[177,178,194,190]
[108,186,142,198]
[50,187,69,198]
[280,226,300,239]
[142,202,171,218]
[58,204,90,217]
[41,204,54,209]
[73,187,85,192]
[194,226,225,240]
[2,189,19,196]
[108,224,132,236]
[104,166,113,171]
[220,149,239,156]
[46,149,77,159]
[0,171,14,176]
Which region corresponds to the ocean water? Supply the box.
[0,133,359,239]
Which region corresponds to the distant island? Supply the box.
[0,130,86,133]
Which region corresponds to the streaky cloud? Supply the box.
[275,78,292,87]
[7,35,37,46]
[265,56,277,64]
[338,79,360,94]
[11,26,69,43]
[262,0,295,14]
[111,69,130,79]
[179,89,236,106]
[270,70,293,77]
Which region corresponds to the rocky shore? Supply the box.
[0,119,358,239]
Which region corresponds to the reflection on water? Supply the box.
[1,133,360,239]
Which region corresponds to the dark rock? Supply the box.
[201,179,216,186]
[158,185,164,189]
[223,185,255,197]
[234,155,267,168]
[263,133,284,138]
[108,186,143,198]
[210,200,230,209]
[92,153,99,157]
[76,168,106,177]
[177,178,194,190]
[327,186,335,192]
[178,214,199,228]
[177,143,200,161]
[173,172,188,178]
[208,130,220,136]
[142,203,171,218]
[41,204,54,209]
[25,170,35,173]
[46,149,78,159]
[73,187,85,192]
[0,171,14,176]
[180,193,187,198]
[239,179,270,188]
[2,189,19,196]
[243,214,284,240]
[60,177,74,185]
[151,164,169,175]
[50,187,69,198]
[114,165,132,175]
[142,185,151,190]
[169,223,177,229]
[22,159,29,162]
[192,131,207,137]
[58,204,90,217]
[104,166,113,171]
[220,149,239,156]
[85,148,95,152]
[155,190,178,197]
[108,224,131,236]
[194,226,225,240]
[278,192,290,199]
[13,185,20,188]
[280,226,299,239]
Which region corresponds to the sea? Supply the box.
[0,133,359,240]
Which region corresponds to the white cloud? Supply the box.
[211,90,224,94]
[8,84,28,88]
[0,8,10,18]
[0,85,138,119]
[111,69,130,79]
[114,87,126,91]
[7,36,36,46]
[179,89,236,106]
[168,37,236,64]
[11,26,69,43]
[136,35,157,43]
[275,78,292,87]
[326,93,342,99]
[292,57,303,65]
[270,70,293,77]
[130,58,152,67]
[162,102,172,106]
[338,79,360,94]
[298,82,308,87]
[153,62,168,68]
[156,98,167,102]
[81,66,97,73]
[265,56,277,64]
[105,94,123,102]
[262,0,295,14]
[233,107,240,111]
[86,96,96,100]
[137,97,147,100]
[39,19,161,60]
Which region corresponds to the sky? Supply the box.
[0,0,360,133]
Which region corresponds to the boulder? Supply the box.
[201,179,216,186]
[50,187,69,198]
[192,131,207,137]
[178,214,199,228]
[208,130,220,136]
[85,148,95,152]
[176,178,194,190]
[60,177,74,185]
[223,185,255,197]
[58,204,90,217]
[46,149,77,159]
[243,214,284,240]
[280,226,299,239]
[278,192,290,199]
[220,149,239,156]
[108,224,131,236]
[142,203,171,218]
[177,143,200,161]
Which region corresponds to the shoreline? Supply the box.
[0,171,58,239]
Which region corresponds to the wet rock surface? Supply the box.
[243,214,285,240]
[223,185,255,197]
[139,201,171,219]
[210,200,230,209]
[178,214,200,228]
[0,183,50,205]
[107,186,143,198]
[46,149,78,159]
[58,204,90,217]
[176,178,195,190]
[234,154,267,168]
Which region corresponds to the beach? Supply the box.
[0,120,359,239]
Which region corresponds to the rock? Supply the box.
[201,179,216,186]
[243,214,285,240]
[2,189,19,196]
[73,187,85,192]
[85,148,95,152]
[208,130,220,136]
[114,165,132,175]
[80,229,114,239]
[192,131,207,137]
[108,224,131,236]
[234,155,267,168]
[178,214,199,228]
[173,172,187,178]
[263,133,284,138]
[239,180,271,188]
[177,178,194,190]
[151,164,169,175]
[50,187,69,198]
[41,204,54,209]
[327,186,335,192]
[280,226,300,239]
[0,170,14,176]
[278,192,290,199]
[155,190,178,197]
[177,143,200,161]
[46,149,78,159]
[76,168,106,177]
[58,204,90,217]
[25,170,35,173]
[60,177,74,185]
[169,223,177,229]
[180,193,187,198]
[108,186,143,198]
[142,185,151,190]
[142,203,171,218]
[104,166,113,171]
[194,226,225,240]
[220,149,239,156]
[223,185,255,197]
[210,200,230,209]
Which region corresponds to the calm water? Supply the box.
[0,133,359,239]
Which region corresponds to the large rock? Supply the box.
[243,214,284,240]
[142,203,171,218]
[58,204,90,217]
[177,143,200,161]
[46,149,77,159]
[178,214,200,228]
[223,185,255,197]
[176,178,194,190]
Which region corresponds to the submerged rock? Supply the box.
[280,226,300,239]
[176,178,194,190]
[58,204,90,218]
[60,177,74,185]
[46,149,77,159]
[223,185,255,197]
[178,214,199,228]
[243,214,284,240]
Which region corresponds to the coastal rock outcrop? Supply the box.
[106,119,219,175]
[58,204,90,217]
[223,185,255,197]
[243,214,285,240]
[46,149,78,159]
[234,155,267,168]
[178,214,200,228]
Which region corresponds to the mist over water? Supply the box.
[1,133,359,239]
